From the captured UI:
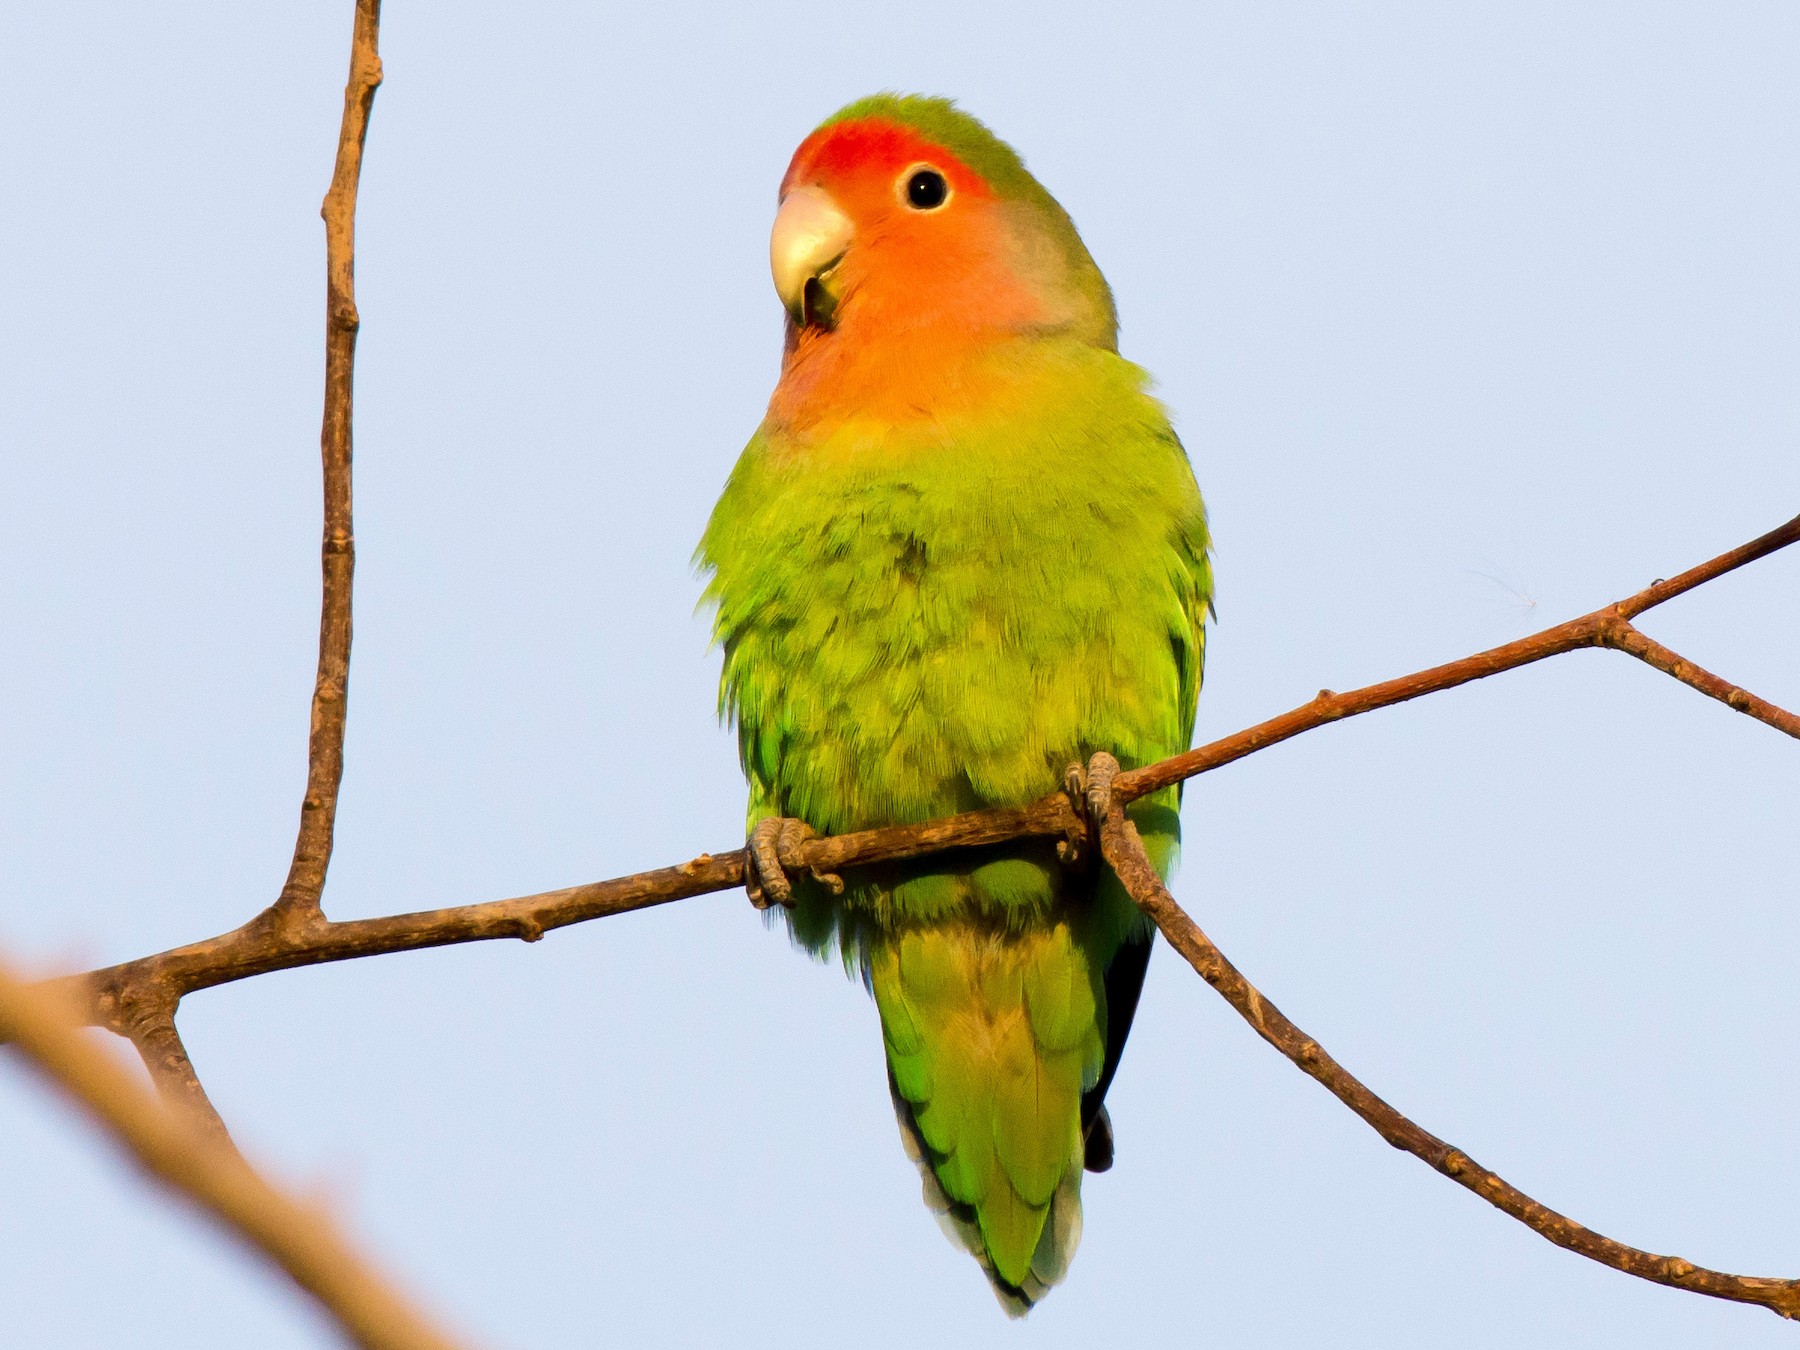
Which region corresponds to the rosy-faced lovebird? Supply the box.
[699,95,1211,1313]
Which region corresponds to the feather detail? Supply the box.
[878,923,1098,1311]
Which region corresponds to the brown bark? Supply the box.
[50,512,1796,1024]
[116,993,233,1145]
[15,0,1799,1322]
[272,0,383,928]
[1117,511,1800,802]
[1093,797,1800,1320]
[30,510,1792,1321]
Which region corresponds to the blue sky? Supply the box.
[2,2,1797,1346]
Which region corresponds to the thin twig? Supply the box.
[1605,623,1800,738]
[41,512,1797,1025]
[1091,799,1800,1319]
[1118,511,1800,800]
[1615,511,1800,620]
[0,954,473,1350]
[274,0,383,927]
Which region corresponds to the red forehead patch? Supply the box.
[780,117,991,201]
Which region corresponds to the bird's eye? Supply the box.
[903,168,950,211]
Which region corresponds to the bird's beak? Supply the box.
[770,185,854,328]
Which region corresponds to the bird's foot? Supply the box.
[1058,751,1121,868]
[746,817,807,909]
[745,817,842,909]
[1083,751,1120,830]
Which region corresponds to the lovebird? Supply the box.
[699,95,1211,1312]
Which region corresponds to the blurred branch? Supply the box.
[271,0,383,930]
[25,507,1788,1330]
[40,510,1796,1026]
[1092,792,1800,1320]
[0,953,473,1350]
[14,0,1792,1324]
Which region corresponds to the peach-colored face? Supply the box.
[772,117,1050,340]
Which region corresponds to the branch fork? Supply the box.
[39,514,1798,1330]
[9,0,1800,1327]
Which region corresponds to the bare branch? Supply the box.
[0,953,473,1350]
[1605,623,1800,739]
[1615,511,1800,621]
[274,0,383,927]
[116,995,234,1145]
[72,855,738,1019]
[104,0,391,1165]
[1118,511,1800,801]
[18,497,1797,1318]
[1092,798,1800,1320]
[39,512,1796,1027]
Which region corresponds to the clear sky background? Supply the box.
[3,2,1797,1346]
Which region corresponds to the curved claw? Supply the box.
[1059,752,1122,869]
[1084,751,1120,830]
[1058,762,1090,867]
[746,817,796,909]
[747,817,835,909]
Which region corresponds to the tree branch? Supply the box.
[0,954,473,1350]
[39,0,1788,1327]
[1605,623,1800,738]
[107,0,388,1171]
[42,511,1797,1024]
[273,0,382,928]
[116,995,234,1145]
[1117,510,1800,801]
[18,499,1795,1323]
[1092,796,1800,1319]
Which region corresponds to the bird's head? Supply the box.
[769,95,1117,353]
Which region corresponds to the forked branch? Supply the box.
[12,0,1800,1324]
[50,511,1798,1027]
[27,507,1793,1325]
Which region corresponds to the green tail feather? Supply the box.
[872,923,1104,1310]
[892,1072,1085,1316]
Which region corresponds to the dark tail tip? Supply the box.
[1083,1104,1114,1173]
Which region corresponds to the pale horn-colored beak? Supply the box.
[770,185,854,326]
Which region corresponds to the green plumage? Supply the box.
[699,97,1210,1312]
